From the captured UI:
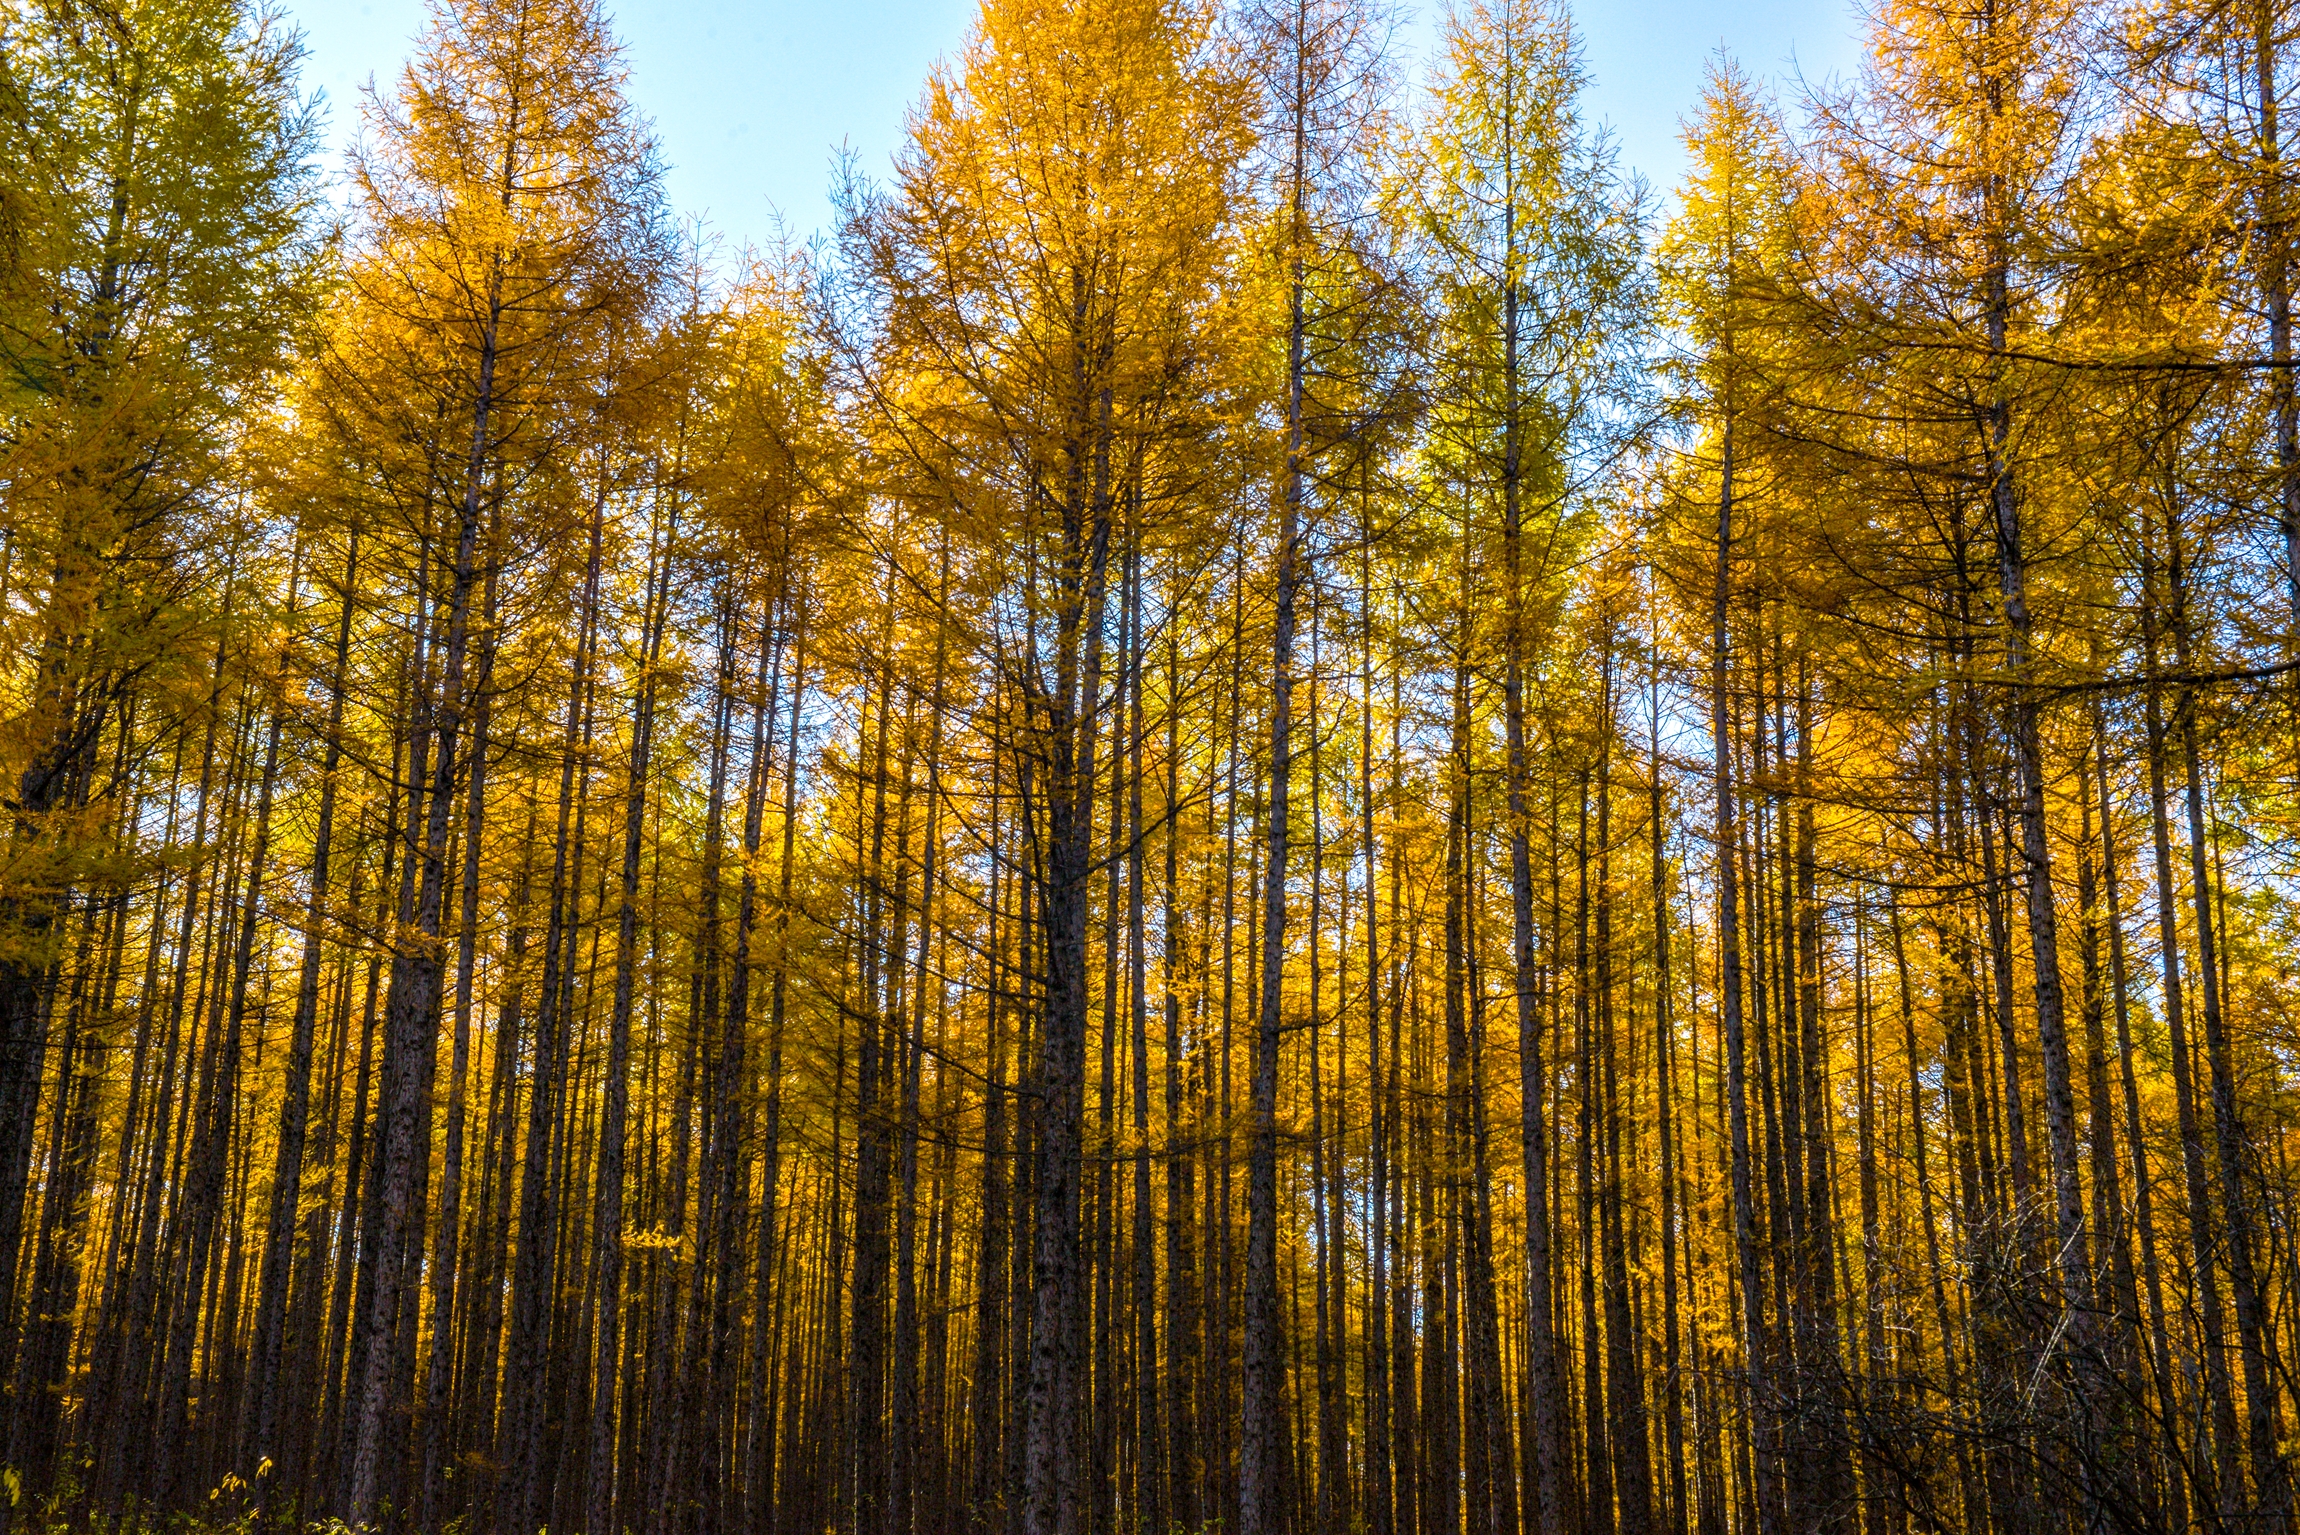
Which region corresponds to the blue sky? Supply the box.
[293,0,1869,252]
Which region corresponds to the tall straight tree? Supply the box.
[1657,55,1799,1535]
[1414,3,1644,1525]
[846,6,1243,1531]
[1236,3,1401,1531]
[317,0,663,1516]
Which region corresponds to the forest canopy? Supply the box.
[1,0,2298,1531]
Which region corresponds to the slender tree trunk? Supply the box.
[1242,138,1306,1533]
[348,243,505,1526]
[1709,414,1781,1535]
[2166,518,2290,1522]
[1021,377,1118,1535]
[424,558,498,1528]
[235,534,350,1490]
[586,504,678,1535]
[501,465,608,1535]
